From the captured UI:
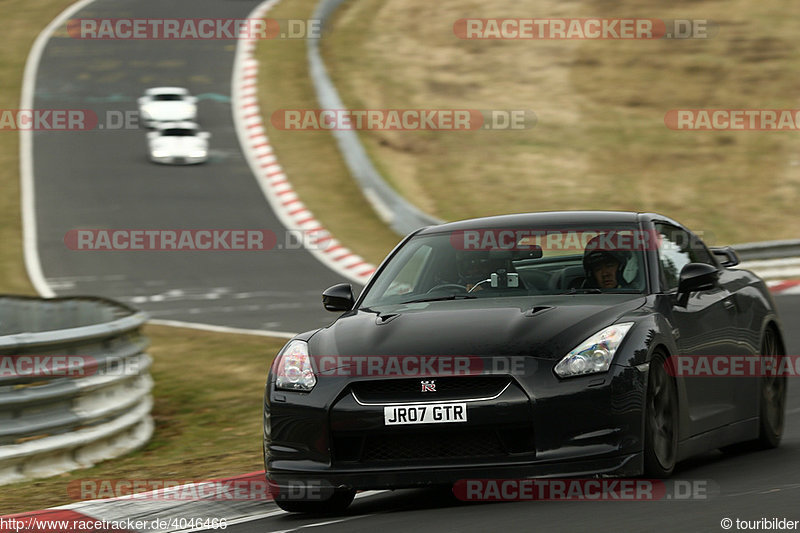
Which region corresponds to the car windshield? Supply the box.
[360,225,648,309]
[152,94,184,101]
[160,128,196,136]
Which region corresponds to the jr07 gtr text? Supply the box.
[263,211,787,513]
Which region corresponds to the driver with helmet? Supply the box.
[582,235,631,289]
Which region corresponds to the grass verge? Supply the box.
[1,325,284,514]
[318,0,800,246]
[254,0,404,265]
[0,0,76,295]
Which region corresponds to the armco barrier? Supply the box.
[732,239,800,261]
[0,295,152,485]
[308,0,443,236]
[733,240,800,281]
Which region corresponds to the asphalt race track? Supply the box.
[29,1,800,531]
[32,0,349,333]
[229,296,800,533]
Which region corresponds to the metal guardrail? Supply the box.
[0,295,152,485]
[731,239,800,261]
[308,0,443,236]
[731,240,800,281]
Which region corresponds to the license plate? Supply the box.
[383,403,467,425]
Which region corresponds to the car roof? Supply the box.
[144,87,191,96]
[415,211,650,234]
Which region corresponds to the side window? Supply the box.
[655,224,714,291]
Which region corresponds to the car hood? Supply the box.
[141,101,195,120]
[150,136,207,155]
[309,294,647,361]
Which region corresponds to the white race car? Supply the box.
[147,121,210,165]
[138,87,198,128]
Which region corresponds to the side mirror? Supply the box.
[677,263,719,297]
[710,246,740,267]
[322,283,354,312]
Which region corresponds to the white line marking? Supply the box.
[268,514,377,533]
[21,0,100,297]
[175,490,389,532]
[147,318,297,339]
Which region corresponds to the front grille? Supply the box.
[351,376,510,404]
[332,427,534,463]
[364,430,502,461]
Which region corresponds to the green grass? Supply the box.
[317,0,800,246]
[0,0,76,295]
[253,0,403,265]
[1,325,284,514]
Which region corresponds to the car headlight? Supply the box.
[152,150,169,158]
[274,340,316,391]
[554,322,634,378]
[190,150,207,158]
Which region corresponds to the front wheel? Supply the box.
[274,489,356,514]
[643,353,678,477]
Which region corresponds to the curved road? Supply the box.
[33,0,347,333]
[30,0,800,531]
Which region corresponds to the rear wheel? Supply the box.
[643,353,678,477]
[756,327,786,448]
[721,327,786,454]
[274,489,356,514]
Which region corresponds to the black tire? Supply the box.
[756,327,786,448]
[643,352,679,477]
[721,327,786,454]
[274,489,356,514]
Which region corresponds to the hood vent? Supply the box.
[524,306,553,317]
[376,313,400,325]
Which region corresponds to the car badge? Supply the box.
[421,380,436,392]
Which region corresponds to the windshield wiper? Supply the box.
[560,288,603,294]
[397,294,478,304]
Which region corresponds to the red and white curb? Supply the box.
[0,471,386,533]
[232,0,376,286]
[767,279,800,295]
[0,472,274,533]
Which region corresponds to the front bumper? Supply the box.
[150,154,207,165]
[264,362,648,491]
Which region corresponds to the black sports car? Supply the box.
[263,211,787,513]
